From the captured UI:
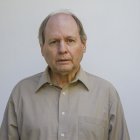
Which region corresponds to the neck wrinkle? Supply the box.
[49,66,80,88]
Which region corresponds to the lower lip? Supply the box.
[56,60,70,65]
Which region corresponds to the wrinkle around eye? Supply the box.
[49,40,57,45]
[66,39,76,46]
[48,40,60,47]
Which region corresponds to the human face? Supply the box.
[41,14,86,75]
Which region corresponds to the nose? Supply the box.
[58,40,68,53]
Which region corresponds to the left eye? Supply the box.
[67,39,74,43]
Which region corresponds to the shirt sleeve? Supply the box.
[0,95,20,140]
[108,87,130,140]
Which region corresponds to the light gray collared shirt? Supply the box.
[0,67,130,140]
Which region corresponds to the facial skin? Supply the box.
[41,13,86,87]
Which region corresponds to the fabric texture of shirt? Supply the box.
[0,67,130,140]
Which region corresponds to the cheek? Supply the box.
[42,49,55,62]
[72,48,84,62]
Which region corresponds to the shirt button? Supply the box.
[61,133,65,137]
[62,92,65,95]
[62,112,65,115]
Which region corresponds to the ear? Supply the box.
[83,47,86,53]
[82,44,86,53]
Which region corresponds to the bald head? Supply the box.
[45,13,78,31]
[44,13,80,42]
[38,11,87,47]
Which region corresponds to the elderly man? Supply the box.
[0,11,130,140]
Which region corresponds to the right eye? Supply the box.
[49,40,57,45]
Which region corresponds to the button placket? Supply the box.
[58,89,68,140]
[62,91,66,95]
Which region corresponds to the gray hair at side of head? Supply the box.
[38,10,87,47]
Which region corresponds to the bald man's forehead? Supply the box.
[48,13,75,24]
[45,13,79,31]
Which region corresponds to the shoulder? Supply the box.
[85,71,121,105]
[11,72,43,97]
[16,72,43,87]
[85,71,119,97]
[85,71,115,89]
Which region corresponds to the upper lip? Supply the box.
[56,57,71,61]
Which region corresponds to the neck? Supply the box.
[49,67,80,88]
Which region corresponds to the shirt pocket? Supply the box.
[78,116,107,140]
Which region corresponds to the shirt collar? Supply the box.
[35,67,51,92]
[35,66,90,92]
[74,67,90,91]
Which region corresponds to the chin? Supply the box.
[56,67,74,74]
[58,69,72,73]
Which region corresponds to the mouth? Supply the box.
[56,59,71,64]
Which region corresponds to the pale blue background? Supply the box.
[0,0,140,139]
